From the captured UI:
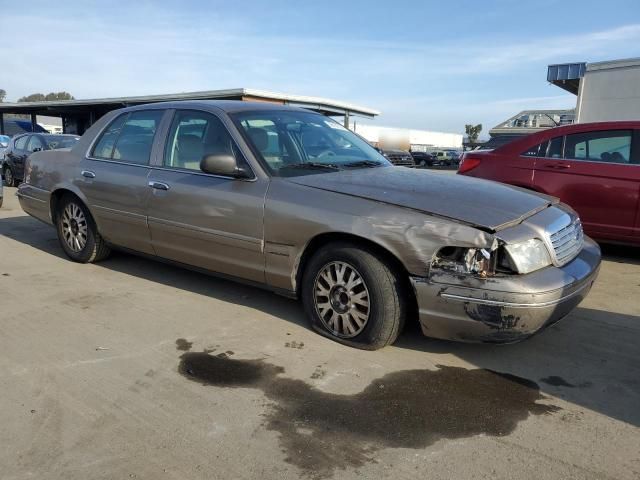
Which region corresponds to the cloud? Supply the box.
[1,4,637,132]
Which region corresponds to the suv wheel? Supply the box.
[55,195,111,263]
[302,242,405,350]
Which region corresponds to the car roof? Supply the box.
[495,121,640,153]
[120,99,313,115]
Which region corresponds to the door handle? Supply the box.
[553,163,571,169]
[81,170,96,178]
[148,181,170,191]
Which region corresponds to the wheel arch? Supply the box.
[294,232,418,318]
[49,186,94,224]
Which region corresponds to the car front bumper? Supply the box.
[410,237,601,343]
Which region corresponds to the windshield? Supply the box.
[46,135,80,149]
[231,110,391,176]
[0,135,9,147]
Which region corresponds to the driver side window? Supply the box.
[164,110,244,172]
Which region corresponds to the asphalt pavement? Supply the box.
[0,183,638,480]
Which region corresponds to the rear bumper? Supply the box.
[17,184,52,224]
[410,237,601,343]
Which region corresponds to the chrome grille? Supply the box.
[549,218,583,266]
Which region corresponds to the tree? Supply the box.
[18,92,74,102]
[465,124,482,144]
[45,92,74,101]
[0,89,6,102]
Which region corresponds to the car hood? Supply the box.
[286,167,557,231]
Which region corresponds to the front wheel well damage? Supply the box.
[295,232,419,328]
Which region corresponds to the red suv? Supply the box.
[458,122,640,246]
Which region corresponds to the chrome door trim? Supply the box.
[147,215,262,251]
[147,165,258,182]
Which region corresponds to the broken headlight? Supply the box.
[431,247,496,277]
[503,238,551,274]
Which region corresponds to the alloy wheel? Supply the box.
[61,203,88,252]
[313,261,370,338]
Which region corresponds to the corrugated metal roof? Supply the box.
[0,88,379,117]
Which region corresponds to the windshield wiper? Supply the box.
[281,162,340,171]
[342,160,385,168]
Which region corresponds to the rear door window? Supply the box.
[14,135,28,150]
[113,111,164,165]
[564,130,632,164]
[92,114,128,159]
[92,110,164,165]
[27,136,45,152]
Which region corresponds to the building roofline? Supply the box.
[0,88,380,117]
[586,57,640,71]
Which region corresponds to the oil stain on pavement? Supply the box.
[177,344,560,478]
[175,338,193,352]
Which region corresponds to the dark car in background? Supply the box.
[458,121,640,246]
[378,148,415,167]
[3,133,80,186]
[0,134,10,169]
[411,151,437,167]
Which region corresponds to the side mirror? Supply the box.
[200,153,250,178]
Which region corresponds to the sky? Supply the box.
[1,0,639,137]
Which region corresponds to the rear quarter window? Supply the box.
[521,141,548,157]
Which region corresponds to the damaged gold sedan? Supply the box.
[18,101,600,349]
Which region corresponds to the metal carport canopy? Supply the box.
[0,88,380,134]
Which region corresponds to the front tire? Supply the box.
[55,195,111,263]
[302,242,405,350]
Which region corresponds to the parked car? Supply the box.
[458,121,640,246]
[431,150,456,166]
[410,151,437,167]
[445,150,461,165]
[18,101,600,348]
[0,119,49,137]
[0,134,10,172]
[3,133,80,186]
[378,148,415,167]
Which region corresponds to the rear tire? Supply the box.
[301,242,406,350]
[4,167,17,187]
[55,195,111,263]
